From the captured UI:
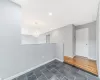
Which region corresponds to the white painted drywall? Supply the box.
[76,28,89,58]
[0,0,56,79]
[50,25,74,58]
[22,34,46,44]
[22,35,38,44]
[96,3,100,77]
[12,0,99,35]
[37,35,46,44]
[75,21,96,60]
[41,24,74,58]
[55,43,64,61]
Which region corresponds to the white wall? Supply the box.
[37,35,46,44]
[41,24,74,58]
[0,0,56,79]
[75,21,96,60]
[55,43,64,61]
[50,25,74,58]
[22,35,38,44]
[96,3,100,77]
[21,34,46,44]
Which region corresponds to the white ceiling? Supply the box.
[11,0,100,36]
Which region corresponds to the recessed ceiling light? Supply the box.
[34,22,38,25]
[49,12,52,16]
[50,28,53,30]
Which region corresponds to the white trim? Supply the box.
[4,58,56,80]
[88,57,96,61]
[55,58,64,62]
[99,75,100,78]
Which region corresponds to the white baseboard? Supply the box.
[55,58,64,62]
[99,75,100,78]
[88,57,96,61]
[4,58,56,80]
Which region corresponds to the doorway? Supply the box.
[64,23,98,75]
[76,28,89,58]
[74,26,98,75]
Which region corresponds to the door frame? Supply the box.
[75,28,89,58]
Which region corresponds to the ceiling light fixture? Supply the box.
[33,30,40,37]
[50,28,53,30]
[33,21,38,25]
[34,22,38,25]
[49,12,52,16]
